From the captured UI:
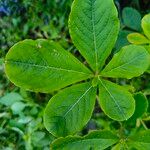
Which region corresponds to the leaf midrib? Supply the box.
[91,0,98,71]
[63,86,93,117]
[6,60,91,75]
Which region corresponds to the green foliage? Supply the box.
[101,45,150,79]
[44,82,96,137]
[2,0,150,149]
[122,7,141,31]
[51,130,119,150]
[128,130,150,150]
[130,92,148,121]
[127,14,150,73]
[98,79,135,121]
[69,0,119,71]
[5,39,91,93]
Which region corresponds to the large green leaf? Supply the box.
[101,45,150,79]
[128,130,150,150]
[98,78,135,121]
[5,39,92,93]
[142,14,150,40]
[44,82,96,137]
[69,0,119,71]
[51,130,119,150]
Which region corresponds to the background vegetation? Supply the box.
[0,0,150,149]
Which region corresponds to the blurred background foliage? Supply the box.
[0,0,150,150]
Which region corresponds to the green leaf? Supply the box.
[144,45,150,73]
[112,142,128,150]
[127,33,150,45]
[128,92,148,122]
[98,78,135,121]
[128,130,150,150]
[5,39,92,93]
[122,7,141,31]
[142,14,150,40]
[51,130,119,150]
[0,92,23,106]
[44,82,96,137]
[101,45,150,79]
[11,102,26,115]
[69,0,119,71]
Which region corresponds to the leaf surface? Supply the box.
[128,130,150,150]
[101,45,150,79]
[127,33,150,45]
[98,78,135,121]
[5,39,92,93]
[122,7,141,31]
[69,0,119,71]
[44,82,96,137]
[142,14,150,40]
[128,92,148,122]
[51,130,119,150]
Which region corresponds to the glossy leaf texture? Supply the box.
[5,39,92,93]
[127,33,150,45]
[142,14,150,40]
[98,78,135,121]
[128,130,150,150]
[101,45,150,79]
[69,0,119,71]
[51,130,119,150]
[44,82,96,137]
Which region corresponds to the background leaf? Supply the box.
[127,33,150,45]
[44,82,96,137]
[122,7,141,31]
[0,92,23,106]
[98,78,135,121]
[51,130,119,150]
[127,92,148,123]
[5,39,92,93]
[69,0,119,71]
[142,14,150,40]
[101,45,150,79]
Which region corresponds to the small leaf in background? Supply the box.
[142,14,150,40]
[101,45,150,79]
[11,102,26,114]
[122,7,141,31]
[114,30,131,52]
[127,33,150,45]
[44,82,96,137]
[127,92,148,125]
[0,92,23,106]
[51,130,119,150]
[128,130,150,150]
[98,78,135,121]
